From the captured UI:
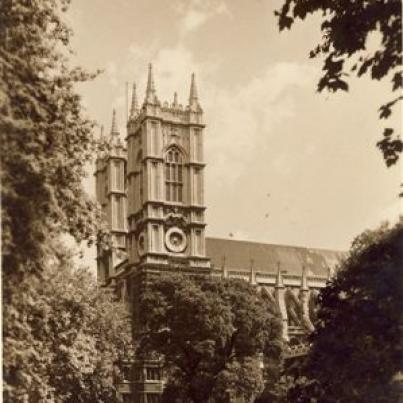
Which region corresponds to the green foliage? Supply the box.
[0,0,101,282]
[275,0,402,167]
[287,220,403,402]
[139,274,283,403]
[3,242,133,402]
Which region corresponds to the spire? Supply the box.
[110,109,119,135]
[109,109,122,149]
[189,73,198,102]
[144,63,158,105]
[130,82,139,118]
[275,262,284,288]
[171,91,179,109]
[301,266,309,291]
[188,73,201,112]
[100,125,105,140]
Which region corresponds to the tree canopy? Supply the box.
[138,274,284,403]
[3,242,133,403]
[275,0,402,167]
[1,2,119,399]
[0,0,101,285]
[287,220,403,402]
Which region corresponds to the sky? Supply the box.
[67,0,402,265]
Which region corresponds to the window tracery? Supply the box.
[165,147,183,202]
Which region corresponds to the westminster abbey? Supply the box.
[94,64,343,403]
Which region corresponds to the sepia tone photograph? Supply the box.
[1,0,402,402]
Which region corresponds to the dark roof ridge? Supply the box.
[205,236,346,254]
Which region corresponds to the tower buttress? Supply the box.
[299,266,314,332]
[275,263,289,341]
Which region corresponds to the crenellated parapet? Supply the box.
[127,65,203,133]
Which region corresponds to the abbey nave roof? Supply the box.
[206,237,344,277]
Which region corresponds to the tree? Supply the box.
[275,0,402,167]
[1,2,114,399]
[3,242,133,402]
[288,220,403,402]
[0,0,101,285]
[138,274,283,403]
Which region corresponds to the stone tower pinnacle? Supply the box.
[301,265,309,291]
[111,109,119,135]
[172,91,179,108]
[189,73,198,100]
[144,63,158,105]
[275,262,284,288]
[189,73,199,107]
[130,82,139,118]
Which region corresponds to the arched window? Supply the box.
[165,147,183,202]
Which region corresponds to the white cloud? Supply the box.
[121,39,318,186]
[116,42,218,108]
[101,8,318,188]
[182,9,209,33]
[106,61,119,87]
[174,0,232,36]
[153,45,218,101]
[128,41,160,67]
[203,63,318,184]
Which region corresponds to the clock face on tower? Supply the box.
[165,227,187,253]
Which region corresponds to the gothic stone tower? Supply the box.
[126,65,210,275]
[96,65,211,403]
